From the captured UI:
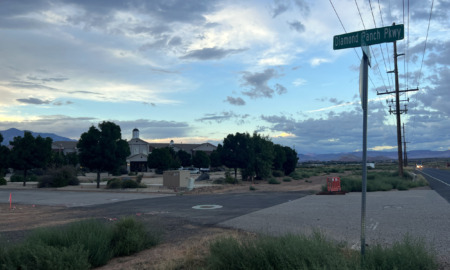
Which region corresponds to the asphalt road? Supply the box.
[1,189,311,225]
[417,168,450,203]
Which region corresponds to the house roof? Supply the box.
[52,141,78,150]
[148,142,216,152]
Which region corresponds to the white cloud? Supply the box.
[293,78,306,86]
[310,58,331,67]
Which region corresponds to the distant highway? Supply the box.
[417,168,450,203]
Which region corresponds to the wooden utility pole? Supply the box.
[377,23,418,177]
[393,39,403,177]
[403,123,409,167]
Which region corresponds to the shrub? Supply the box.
[5,242,90,270]
[0,177,6,185]
[268,178,281,184]
[282,177,291,182]
[121,179,139,189]
[27,219,113,268]
[111,216,161,257]
[37,166,79,188]
[364,235,438,270]
[272,170,284,177]
[206,233,437,270]
[106,178,122,189]
[289,171,301,180]
[10,174,37,182]
[136,174,143,184]
[249,185,256,191]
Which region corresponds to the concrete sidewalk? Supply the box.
[220,190,450,263]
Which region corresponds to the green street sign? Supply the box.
[333,24,404,50]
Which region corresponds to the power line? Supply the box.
[329,0,361,59]
[418,0,434,88]
[354,0,366,29]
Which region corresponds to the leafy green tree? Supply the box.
[220,132,252,182]
[65,152,79,167]
[50,151,65,168]
[193,151,210,169]
[147,147,180,173]
[77,122,130,188]
[282,146,299,175]
[272,144,287,172]
[251,133,274,180]
[177,149,192,167]
[9,131,53,186]
[0,134,10,176]
[209,149,222,168]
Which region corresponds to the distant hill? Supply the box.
[0,128,76,145]
[299,150,450,162]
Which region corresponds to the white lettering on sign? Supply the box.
[361,30,381,44]
[384,27,402,39]
[334,33,359,48]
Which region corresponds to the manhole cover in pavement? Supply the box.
[192,205,223,210]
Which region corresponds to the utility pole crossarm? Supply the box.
[377,88,419,95]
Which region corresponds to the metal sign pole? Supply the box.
[360,48,369,257]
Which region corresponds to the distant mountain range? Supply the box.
[299,150,450,162]
[0,128,76,145]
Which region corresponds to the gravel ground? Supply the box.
[220,189,450,268]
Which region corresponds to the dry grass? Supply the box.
[95,226,252,270]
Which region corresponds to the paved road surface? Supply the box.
[1,189,311,225]
[220,190,450,263]
[417,168,450,203]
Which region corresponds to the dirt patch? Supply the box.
[187,174,331,195]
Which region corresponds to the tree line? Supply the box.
[0,122,298,188]
[146,132,298,182]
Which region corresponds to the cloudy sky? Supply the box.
[0,0,448,154]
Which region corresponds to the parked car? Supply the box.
[188,167,200,174]
[200,168,210,173]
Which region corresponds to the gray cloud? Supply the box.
[16,98,51,105]
[197,111,250,124]
[271,0,309,18]
[225,96,246,106]
[9,81,59,91]
[53,100,73,106]
[241,69,287,99]
[288,20,305,33]
[27,76,69,83]
[271,0,290,18]
[116,119,191,140]
[68,90,102,95]
[181,47,246,60]
[132,25,172,35]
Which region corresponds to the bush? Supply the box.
[10,174,37,182]
[121,179,139,189]
[37,166,79,188]
[26,219,113,267]
[340,171,428,192]
[4,242,90,270]
[111,216,161,257]
[206,233,437,270]
[0,177,6,185]
[106,178,122,189]
[272,170,284,177]
[136,174,143,183]
[249,185,256,191]
[0,218,164,269]
[282,177,291,182]
[268,178,281,184]
[289,171,302,180]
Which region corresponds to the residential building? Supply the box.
[126,128,217,172]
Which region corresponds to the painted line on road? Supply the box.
[419,171,450,187]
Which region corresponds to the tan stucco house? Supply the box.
[126,128,217,172]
